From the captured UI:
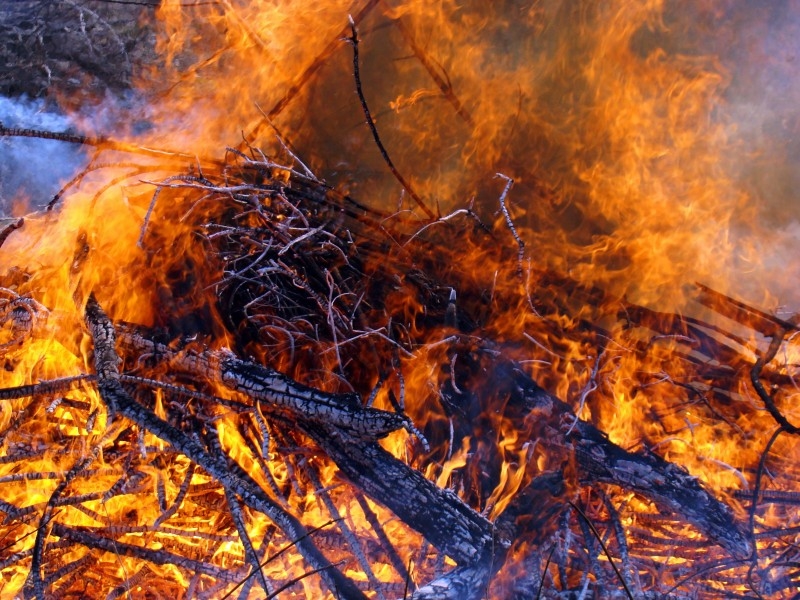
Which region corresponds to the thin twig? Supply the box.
[390,15,474,127]
[495,173,524,277]
[0,218,24,249]
[304,463,386,600]
[241,0,382,146]
[568,501,634,600]
[346,17,435,220]
[750,331,800,434]
[219,519,340,600]
[0,123,204,163]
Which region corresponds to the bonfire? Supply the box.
[0,1,799,598]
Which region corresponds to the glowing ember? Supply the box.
[0,1,799,598]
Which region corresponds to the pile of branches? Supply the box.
[0,139,799,599]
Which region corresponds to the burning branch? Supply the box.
[83,295,369,599]
[0,130,795,597]
[346,17,435,220]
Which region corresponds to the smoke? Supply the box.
[706,1,800,307]
[701,2,798,224]
[0,95,88,215]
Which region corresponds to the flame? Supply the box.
[1,0,800,597]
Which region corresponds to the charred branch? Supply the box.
[346,17,435,220]
[84,295,369,600]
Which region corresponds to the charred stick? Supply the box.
[156,473,169,513]
[153,464,195,528]
[0,123,206,164]
[0,472,63,484]
[268,425,305,498]
[0,547,36,572]
[43,553,93,590]
[138,175,216,247]
[303,463,386,600]
[0,374,95,401]
[0,448,48,465]
[24,452,95,600]
[103,469,147,503]
[223,487,273,596]
[0,124,100,147]
[602,492,639,595]
[237,419,287,503]
[116,327,416,440]
[354,491,412,586]
[299,419,495,568]
[264,561,349,600]
[1,492,108,525]
[0,218,23,249]
[203,422,271,596]
[47,161,161,211]
[346,17,435,220]
[748,426,785,555]
[84,296,367,600]
[104,565,153,600]
[236,575,257,600]
[50,522,236,582]
[63,523,235,543]
[390,15,474,127]
[220,519,340,600]
[750,331,800,434]
[242,0,382,145]
[555,511,571,593]
[252,404,271,459]
[22,421,121,600]
[495,173,524,277]
[504,363,752,559]
[214,350,409,437]
[118,374,247,410]
[734,488,800,506]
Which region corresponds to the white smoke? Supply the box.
[0,95,88,215]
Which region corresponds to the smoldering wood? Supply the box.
[115,325,421,442]
[0,291,782,596]
[1,291,743,595]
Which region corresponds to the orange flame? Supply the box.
[1,0,800,597]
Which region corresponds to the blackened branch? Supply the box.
[495,173,524,276]
[0,123,205,163]
[391,16,474,127]
[50,522,237,581]
[0,218,23,250]
[0,375,95,401]
[750,330,800,435]
[83,295,368,600]
[24,451,99,599]
[346,17,435,220]
[0,123,99,147]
